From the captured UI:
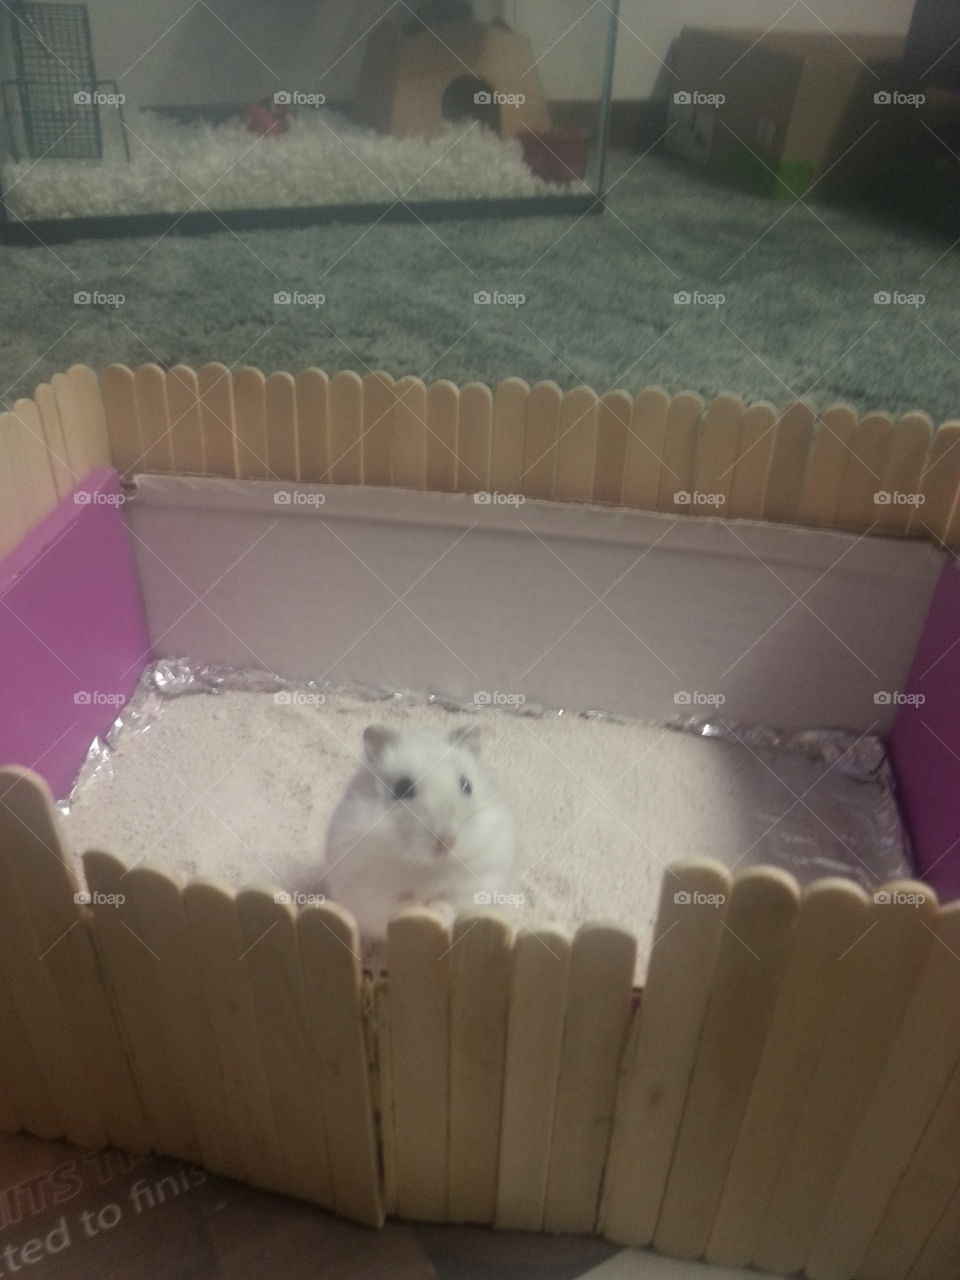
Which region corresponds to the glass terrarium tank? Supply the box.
[0,0,619,239]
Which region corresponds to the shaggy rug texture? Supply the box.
[1,147,957,418]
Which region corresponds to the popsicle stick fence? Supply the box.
[0,763,959,1279]
[2,363,960,563]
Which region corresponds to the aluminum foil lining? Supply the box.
[57,657,912,888]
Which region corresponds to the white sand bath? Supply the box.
[58,674,909,981]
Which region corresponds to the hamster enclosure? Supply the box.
[0,362,958,1280]
[0,0,618,241]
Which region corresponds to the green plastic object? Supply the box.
[715,138,816,199]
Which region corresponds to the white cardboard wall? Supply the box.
[127,475,943,732]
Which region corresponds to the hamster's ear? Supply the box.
[363,724,398,762]
[449,724,481,756]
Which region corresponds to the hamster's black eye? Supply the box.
[392,776,415,801]
[460,775,472,796]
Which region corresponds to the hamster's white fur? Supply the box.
[324,723,516,940]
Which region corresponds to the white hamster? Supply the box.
[323,723,516,940]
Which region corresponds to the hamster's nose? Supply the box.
[433,831,456,856]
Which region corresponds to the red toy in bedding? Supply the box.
[519,127,589,184]
[242,96,292,137]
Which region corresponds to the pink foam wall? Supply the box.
[0,469,150,800]
[889,559,960,902]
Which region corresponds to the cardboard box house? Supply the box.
[666,28,906,196]
[352,15,551,140]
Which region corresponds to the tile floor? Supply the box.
[0,1134,796,1278]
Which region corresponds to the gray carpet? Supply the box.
[2,150,958,420]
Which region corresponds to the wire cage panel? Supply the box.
[8,2,101,159]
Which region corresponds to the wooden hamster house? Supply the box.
[352,15,551,140]
[0,363,959,1279]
